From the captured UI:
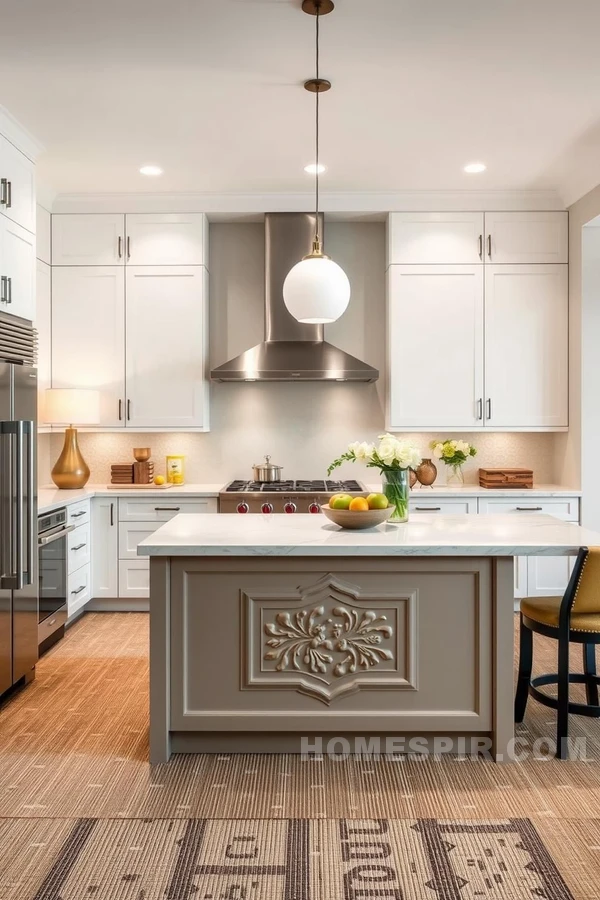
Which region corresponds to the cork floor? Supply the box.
[1,612,600,898]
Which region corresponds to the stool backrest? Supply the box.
[566,547,600,615]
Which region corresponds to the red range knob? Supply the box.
[283,501,297,514]
[237,502,250,514]
[261,502,274,514]
[308,502,320,514]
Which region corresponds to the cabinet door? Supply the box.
[36,205,51,264]
[35,259,51,419]
[484,212,568,264]
[52,214,125,265]
[0,217,35,320]
[484,265,568,428]
[51,267,125,426]
[125,213,207,265]
[125,266,208,429]
[387,213,484,264]
[118,560,149,599]
[91,498,118,599]
[388,265,484,429]
[0,135,35,233]
[514,556,528,599]
[527,554,575,598]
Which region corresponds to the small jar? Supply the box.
[166,455,185,485]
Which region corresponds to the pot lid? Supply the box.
[253,455,282,468]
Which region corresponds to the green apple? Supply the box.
[330,493,352,510]
[367,492,389,510]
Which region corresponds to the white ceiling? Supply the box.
[3,0,600,203]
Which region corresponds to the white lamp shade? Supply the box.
[283,256,351,324]
[44,389,100,426]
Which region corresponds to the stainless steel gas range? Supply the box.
[219,480,367,514]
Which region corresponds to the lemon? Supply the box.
[154,475,165,485]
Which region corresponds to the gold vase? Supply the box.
[51,427,90,489]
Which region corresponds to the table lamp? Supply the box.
[45,389,100,489]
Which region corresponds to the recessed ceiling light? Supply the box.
[304,163,327,175]
[139,165,163,176]
[463,162,486,174]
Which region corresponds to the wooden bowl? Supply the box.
[133,447,151,462]
[321,504,394,530]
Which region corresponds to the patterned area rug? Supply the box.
[0,817,574,900]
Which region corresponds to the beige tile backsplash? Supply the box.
[38,430,560,487]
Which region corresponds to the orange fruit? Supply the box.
[349,496,369,511]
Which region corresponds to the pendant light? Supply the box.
[283,0,350,325]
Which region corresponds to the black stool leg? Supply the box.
[515,614,533,723]
[556,631,570,759]
[583,644,599,706]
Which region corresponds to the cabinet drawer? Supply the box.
[119,521,159,559]
[410,498,477,515]
[67,523,90,573]
[118,497,217,521]
[119,559,149,599]
[67,499,91,528]
[478,497,579,521]
[67,563,91,618]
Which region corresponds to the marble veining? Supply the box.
[137,513,600,558]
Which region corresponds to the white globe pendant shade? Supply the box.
[283,255,351,324]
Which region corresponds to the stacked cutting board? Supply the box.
[108,448,172,489]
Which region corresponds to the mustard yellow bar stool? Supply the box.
[514,547,600,759]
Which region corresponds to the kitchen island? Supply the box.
[138,513,600,763]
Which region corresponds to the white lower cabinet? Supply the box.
[527,553,576,598]
[411,497,477,515]
[118,560,150,600]
[67,564,91,619]
[91,498,118,599]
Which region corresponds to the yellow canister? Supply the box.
[166,455,185,485]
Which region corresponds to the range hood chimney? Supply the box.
[210,212,379,383]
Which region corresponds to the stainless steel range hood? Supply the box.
[211,212,379,383]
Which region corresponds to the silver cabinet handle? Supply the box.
[127,399,131,421]
[154,506,180,511]
[71,584,86,595]
[118,399,122,421]
[25,420,34,585]
[516,506,543,511]
[110,502,114,526]
[0,276,6,303]
[487,234,492,258]
[71,510,86,518]
[0,178,6,206]
[118,236,123,259]
[71,543,87,551]
[6,180,12,209]
[6,277,12,304]
[477,398,483,420]
[126,236,131,260]
[414,506,442,511]
[486,399,491,420]
[478,234,483,259]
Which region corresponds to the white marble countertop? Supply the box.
[137,512,599,558]
[37,483,225,514]
[367,483,581,498]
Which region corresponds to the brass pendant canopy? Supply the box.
[51,427,91,489]
[302,0,334,14]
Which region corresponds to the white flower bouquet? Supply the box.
[429,439,477,484]
[328,434,422,522]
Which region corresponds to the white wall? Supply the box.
[38,221,561,487]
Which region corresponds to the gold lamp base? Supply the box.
[51,426,90,489]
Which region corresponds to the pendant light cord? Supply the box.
[315,3,320,247]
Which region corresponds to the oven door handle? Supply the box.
[38,525,75,546]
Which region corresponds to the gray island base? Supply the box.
[138,513,600,763]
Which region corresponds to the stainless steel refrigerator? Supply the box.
[0,313,37,698]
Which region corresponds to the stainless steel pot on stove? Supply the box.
[252,455,283,482]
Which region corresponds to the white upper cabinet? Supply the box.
[0,217,35,320]
[484,212,568,264]
[125,213,207,265]
[0,134,35,234]
[484,265,568,428]
[52,214,125,265]
[36,205,51,264]
[125,266,209,430]
[51,267,125,427]
[388,265,484,429]
[387,213,484,265]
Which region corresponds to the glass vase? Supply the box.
[381,468,410,523]
[447,464,465,485]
